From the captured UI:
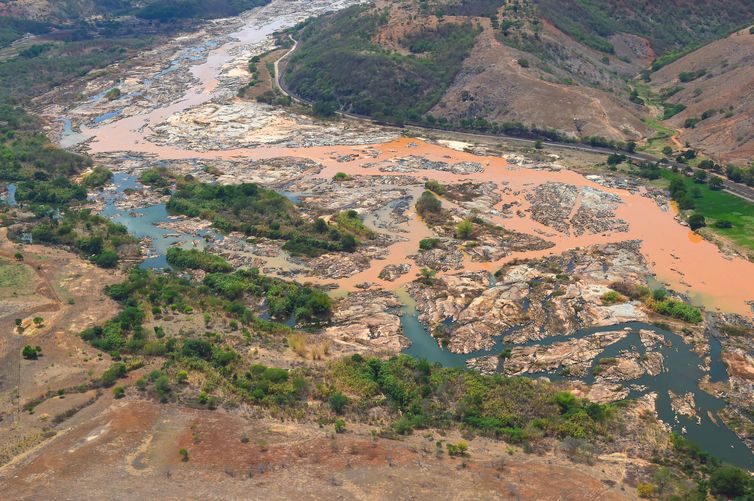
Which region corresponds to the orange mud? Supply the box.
[79,37,754,316]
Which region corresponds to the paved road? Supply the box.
[274,39,754,204]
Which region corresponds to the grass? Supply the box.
[0,257,36,298]
[660,171,754,252]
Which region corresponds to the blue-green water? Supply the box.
[95,168,754,469]
[399,292,754,469]
[100,172,214,269]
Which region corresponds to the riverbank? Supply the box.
[33,0,754,472]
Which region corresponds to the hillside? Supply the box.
[0,0,272,105]
[648,26,754,165]
[0,0,270,22]
[285,0,754,144]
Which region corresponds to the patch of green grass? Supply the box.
[660,171,754,252]
[0,257,36,298]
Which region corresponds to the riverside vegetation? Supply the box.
[3,2,754,498]
[155,170,369,257]
[0,106,137,267]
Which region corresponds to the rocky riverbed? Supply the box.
[409,241,650,354]
[38,0,754,468]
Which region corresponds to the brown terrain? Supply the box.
[370,0,651,141]
[650,27,754,164]
[0,398,639,501]
[2,1,754,498]
[432,16,651,141]
[0,228,123,466]
[313,0,754,161]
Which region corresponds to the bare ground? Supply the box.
[0,398,638,501]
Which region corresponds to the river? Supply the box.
[56,0,754,469]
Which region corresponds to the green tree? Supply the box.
[312,100,337,117]
[22,345,40,360]
[708,176,723,190]
[415,191,441,216]
[93,250,118,268]
[709,465,751,498]
[688,213,706,231]
[607,153,627,166]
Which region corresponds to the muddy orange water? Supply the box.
[85,108,754,316]
[77,26,754,316]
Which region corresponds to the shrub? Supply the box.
[709,465,751,498]
[688,213,705,231]
[113,386,125,399]
[334,418,346,433]
[679,69,706,83]
[328,391,349,414]
[333,172,350,181]
[600,291,624,305]
[155,375,171,400]
[179,448,189,462]
[21,345,41,360]
[609,281,650,300]
[606,153,627,166]
[100,362,127,387]
[683,117,699,129]
[455,220,474,240]
[105,88,121,101]
[661,103,686,119]
[419,238,441,251]
[651,289,667,301]
[166,248,231,273]
[517,58,529,68]
[714,219,733,229]
[447,441,469,457]
[424,180,446,195]
[708,176,723,190]
[415,191,441,216]
[651,299,702,324]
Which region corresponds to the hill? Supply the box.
[285,0,754,144]
[648,26,754,165]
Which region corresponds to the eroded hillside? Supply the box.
[285,0,754,145]
[648,27,754,165]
